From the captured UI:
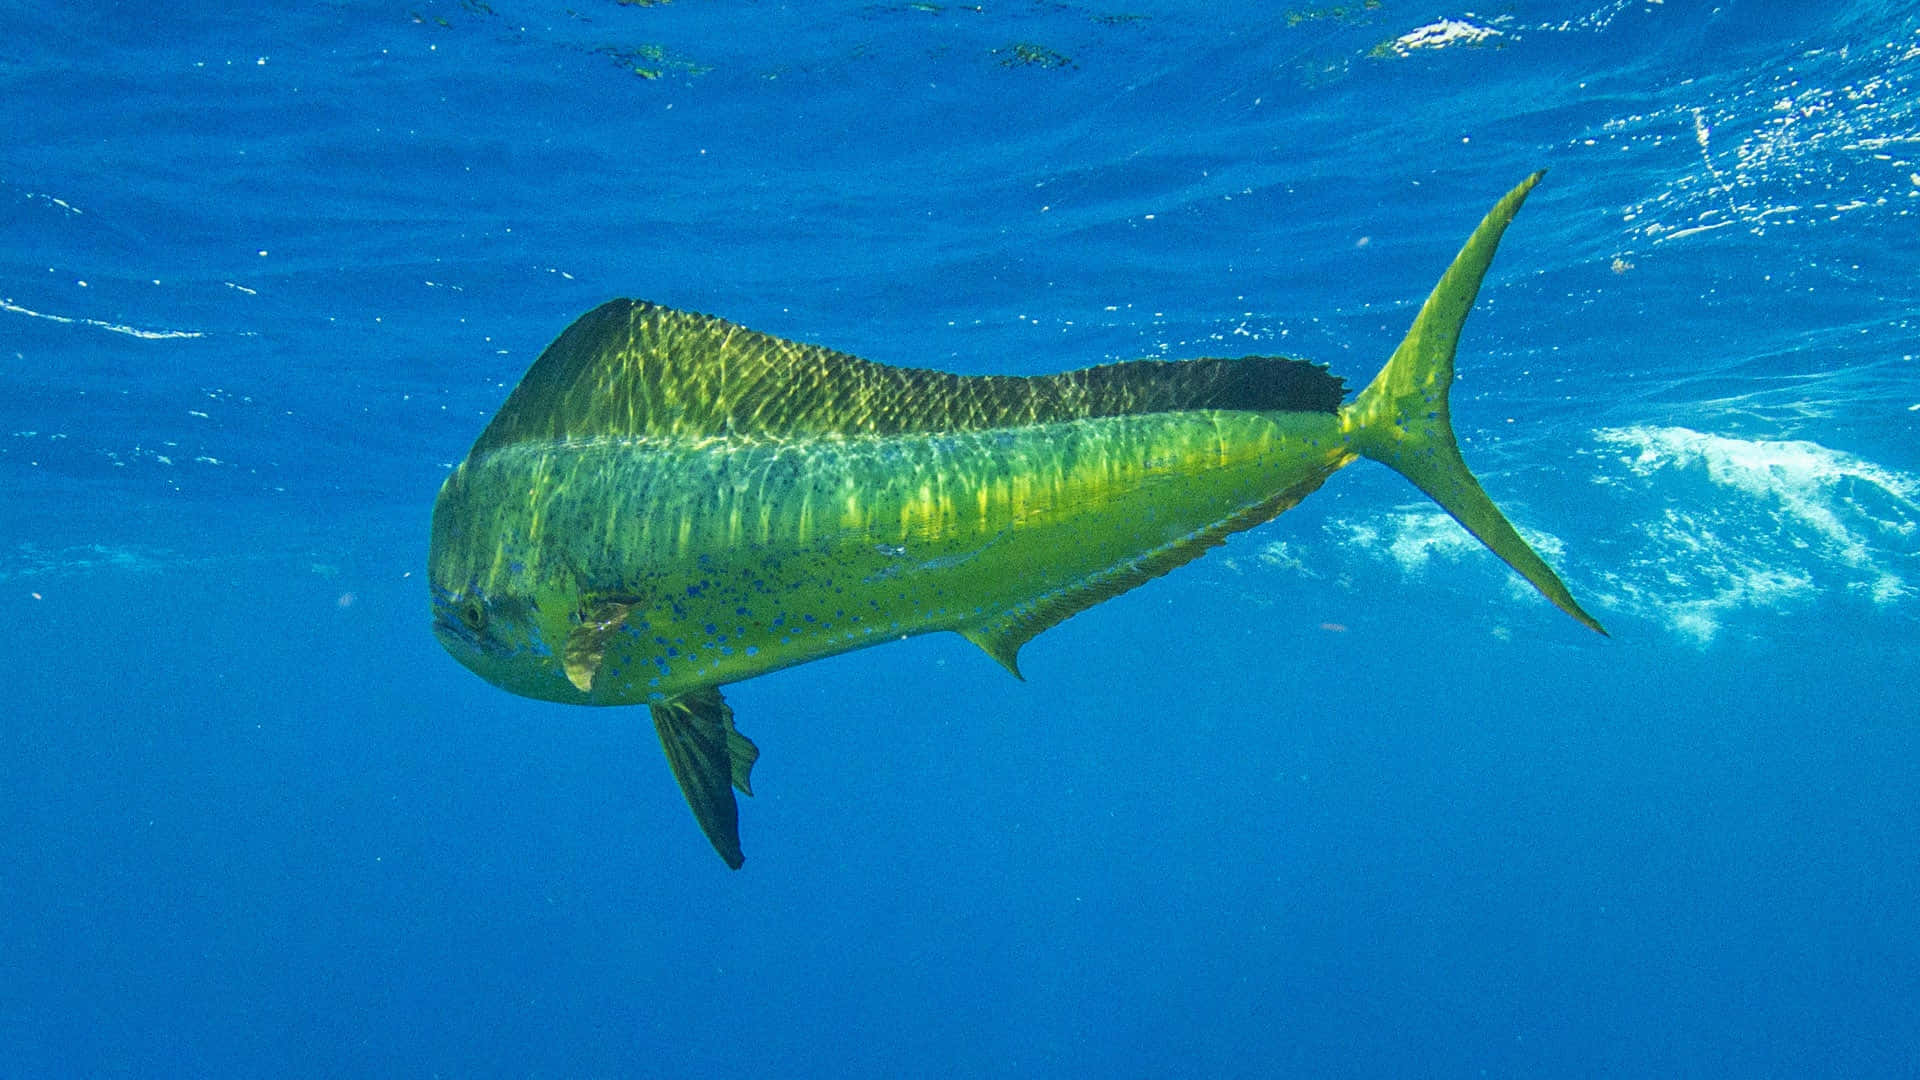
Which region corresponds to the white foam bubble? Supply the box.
[1592,425,1918,642]
[1377,19,1505,58]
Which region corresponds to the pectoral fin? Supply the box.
[650,687,760,869]
[564,600,634,692]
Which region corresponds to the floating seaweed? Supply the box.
[994,42,1075,69]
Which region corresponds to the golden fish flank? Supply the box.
[429,173,1604,870]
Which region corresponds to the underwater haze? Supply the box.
[5,1,1919,1075]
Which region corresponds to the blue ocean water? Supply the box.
[5,0,1919,1074]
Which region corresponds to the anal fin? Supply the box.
[958,474,1334,677]
[960,627,1026,681]
[650,687,760,869]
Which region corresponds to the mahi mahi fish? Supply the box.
[430,174,1605,869]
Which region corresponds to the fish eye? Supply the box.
[458,597,488,633]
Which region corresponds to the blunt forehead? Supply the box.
[433,578,538,616]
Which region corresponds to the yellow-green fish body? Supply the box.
[430,174,1603,868]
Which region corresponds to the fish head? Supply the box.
[429,461,583,704]
[429,577,583,704]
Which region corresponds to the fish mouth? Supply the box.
[430,609,471,650]
[429,584,490,655]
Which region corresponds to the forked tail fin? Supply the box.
[1342,173,1606,634]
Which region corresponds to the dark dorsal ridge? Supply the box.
[470,299,1347,456]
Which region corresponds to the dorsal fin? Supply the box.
[467,300,1344,456]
